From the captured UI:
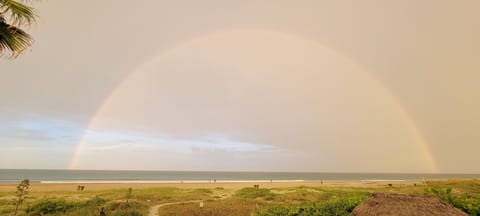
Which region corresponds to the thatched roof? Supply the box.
[351,193,467,216]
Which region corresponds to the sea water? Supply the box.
[1,169,479,183]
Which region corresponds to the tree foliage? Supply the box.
[0,0,37,59]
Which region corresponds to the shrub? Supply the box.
[106,200,145,211]
[426,187,454,203]
[425,187,480,215]
[26,199,77,215]
[85,196,107,207]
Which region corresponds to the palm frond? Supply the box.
[0,0,37,26]
[0,17,33,58]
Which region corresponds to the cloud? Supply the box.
[80,128,283,154]
[0,129,56,142]
[0,110,84,146]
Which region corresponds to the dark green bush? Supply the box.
[26,199,77,215]
[24,196,110,216]
[453,195,480,216]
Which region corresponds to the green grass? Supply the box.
[424,181,480,215]
[158,198,261,216]
[0,186,214,216]
[253,196,367,216]
[235,187,276,200]
[252,186,370,216]
[0,179,478,216]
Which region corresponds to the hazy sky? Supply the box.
[1,0,479,173]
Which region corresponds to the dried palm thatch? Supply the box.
[351,193,467,216]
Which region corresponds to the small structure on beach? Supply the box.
[351,193,467,216]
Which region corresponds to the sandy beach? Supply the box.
[0,179,426,192]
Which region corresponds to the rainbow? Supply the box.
[69,29,438,172]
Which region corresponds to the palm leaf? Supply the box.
[0,17,33,58]
[0,0,37,26]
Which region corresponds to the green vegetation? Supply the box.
[105,200,145,216]
[158,198,260,216]
[26,199,79,215]
[0,0,37,58]
[14,179,29,215]
[425,184,480,215]
[252,196,366,216]
[234,187,276,200]
[252,187,369,216]
[126,187,132,204]
[0,179,478,215]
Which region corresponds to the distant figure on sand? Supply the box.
[77,185,85,191]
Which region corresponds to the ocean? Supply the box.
[1,169,479,183]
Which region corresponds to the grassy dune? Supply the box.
[0,179,478,215]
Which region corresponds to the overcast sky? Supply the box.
[1,0,479,173]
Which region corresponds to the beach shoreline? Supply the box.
[1,178,476,192]
[0,179,447,191]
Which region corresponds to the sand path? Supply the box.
[148,200,203,216]
[148,190,233,216]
